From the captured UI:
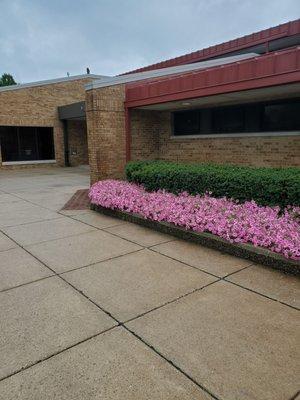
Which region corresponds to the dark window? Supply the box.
[213,106,244,133]
[172,98,300,136]
[0,126,55,162]
[173,110,200,135]
[263,103,300,131]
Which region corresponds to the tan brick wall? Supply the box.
[0,77,94,168]
[131,110,159,160]
[86,84,126,184]
[131,110,300,167]
[68,120,88,166]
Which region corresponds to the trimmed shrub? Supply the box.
[125,161,300,208]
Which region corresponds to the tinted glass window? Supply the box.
[0,126,55,162]
[172,99,300,136]
[0,126,18,161]
[173,111,199,135]
[263,102,300,131]
[213,106,244,133]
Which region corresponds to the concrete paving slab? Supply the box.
[0,327,212,400]
[0,276,116,380]
[105,222,174,247]
[0,199,36,213]
[0,247,52,291]
[3,217,97,246]
[0,232,17,252]
[71,210,127,229]
[227,264,300,308]
[9,189,71,201]
[44,200,76,211]
[63,249,217,321]
[26,230,142,273]
[10,190,74,211]
[127,281,300,400]
[59,209,91,216]
[0,203,60,228]
[20,198,74,212]
[0,193,22,204]
[152,239,252,277]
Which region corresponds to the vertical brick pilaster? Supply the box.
[86,85,126,184]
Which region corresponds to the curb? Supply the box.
[91,204,300,276]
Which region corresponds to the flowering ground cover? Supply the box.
[89,180,300,261]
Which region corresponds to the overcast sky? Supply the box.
[0,0,299,83]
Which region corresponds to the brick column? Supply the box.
[86,84,126,184]
[53,122,65,166]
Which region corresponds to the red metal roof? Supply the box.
[123,19,300,75]
[125,47,300,108]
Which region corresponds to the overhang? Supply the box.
[136,83,300,111]
[58,101,86,120]
[125,47,300,108]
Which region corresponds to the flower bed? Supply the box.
[89,180,300,261]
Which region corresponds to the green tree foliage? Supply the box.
[0,73,16,87]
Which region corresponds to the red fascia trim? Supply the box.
[122,19,300,75]
[125,71,300,108]
[125,47,300,108]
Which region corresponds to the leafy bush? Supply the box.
[125,160,300,208]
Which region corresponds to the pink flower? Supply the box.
[89,180,300,261]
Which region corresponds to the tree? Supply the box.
[0,73,16,87]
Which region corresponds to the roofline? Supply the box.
[124,46,300,108]
[0,74,109,93]
[122,18,300,75]
[85,53,258,91]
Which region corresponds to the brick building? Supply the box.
[86,19,300,183]
[1,20,300,180]
[0,74,106,168]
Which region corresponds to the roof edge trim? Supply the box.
[85,53,258,91]
[0,74,109,93]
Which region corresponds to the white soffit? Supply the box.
[85,53,259,91]
[138,83,300,111]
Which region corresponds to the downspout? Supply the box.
[63,119,70,167]
[125,106,131,163]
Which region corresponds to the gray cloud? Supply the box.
[0,0,299,82]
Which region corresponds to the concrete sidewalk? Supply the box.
[0,167,299,400]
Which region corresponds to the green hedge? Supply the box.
[125,160,300,208]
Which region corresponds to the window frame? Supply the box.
[171,98,300,138]
[0,126,55,163]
